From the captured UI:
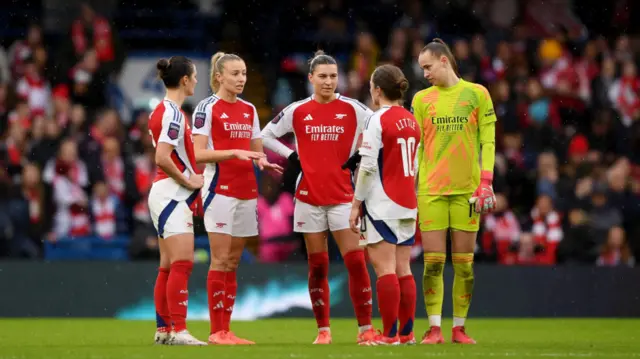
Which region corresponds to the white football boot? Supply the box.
[169,330,207,346]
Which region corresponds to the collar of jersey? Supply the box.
[435,79,464,92]
[311,93,341,103]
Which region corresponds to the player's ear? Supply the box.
[440,55,448,66]
[307,72,313,83]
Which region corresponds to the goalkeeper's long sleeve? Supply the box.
[479,120,496,173]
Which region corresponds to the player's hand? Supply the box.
[256,157,284,174]
[282,152,302,194]
[342,150,362,172]
[349,203,361,234]
[233,149,266,161]
[186,174,204,190]
[469,171,496,214]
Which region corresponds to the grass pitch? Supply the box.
[0,318,638,359]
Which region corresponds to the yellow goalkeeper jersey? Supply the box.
[411,79,497,196]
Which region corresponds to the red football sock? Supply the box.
[166,260,193,332]
[377,274,400,337]
[207,270,226,334]
[398,274,416,336]
[223,271,237,332]
[343,250,373,327]
[308,252,330,329]
[154,267,171,331]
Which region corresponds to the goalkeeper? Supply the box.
[411,39,497,345]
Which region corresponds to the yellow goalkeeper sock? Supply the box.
[423,252,446,326]
[452,253,474,325]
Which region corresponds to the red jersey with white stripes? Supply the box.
[359,105,420,220]
[263,94,372,206]
[192,95,261,200]
[148,99,198,200]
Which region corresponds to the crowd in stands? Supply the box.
[0,0,638,268]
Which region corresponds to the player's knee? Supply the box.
[225,256,240,271]
[210,253,228,271]
[395,262,412,277]
[424,261,445,277]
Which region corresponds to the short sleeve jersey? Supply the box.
[191,95,261,200]
[263,94,373,206]
[148,99,198,201]
[411,79,497,196]
[359,105,420,220]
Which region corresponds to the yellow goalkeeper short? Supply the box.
[417,194,481,232]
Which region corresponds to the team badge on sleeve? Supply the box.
[271,111,284,124]
[168,122,181,140]
[194,112,206,129]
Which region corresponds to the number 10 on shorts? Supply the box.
[397,137,416,177]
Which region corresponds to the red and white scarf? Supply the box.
[92,196,116,239]
[103,157,124,199]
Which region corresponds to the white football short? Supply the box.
[362,215,416,246]
[202,193,258,237]
[148,183,197,239]
[293,200,351,233]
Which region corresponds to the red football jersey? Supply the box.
[148,99,198,183]
[264,94,372,206]
[359,105,420,220]
[192,95,261,200]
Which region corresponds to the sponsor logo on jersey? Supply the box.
[221,113,229,119]
[303,114,313,121]
[168,122,180,140]
[194,112,206,129]
[430,115,469,133]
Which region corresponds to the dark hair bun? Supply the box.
[156,59,170,76]
[397,78,409,92]
[314,49,326,57]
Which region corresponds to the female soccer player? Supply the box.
[348,64,419,346]
[192,52,282,345]
[148,56,206,346]
[261,50,376,345]
[412,39,497,345]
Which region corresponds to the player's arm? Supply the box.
[478,86,497,178]
[251,108,283,173]
[155,111,201,190]
[352,116,382,206]
[470,85,498,213]
[411,95,425,190]
[261,107,295,159]
[349,116,381,232]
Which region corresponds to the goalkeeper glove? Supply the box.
[341,150,362,172]
[281,152,302,194]
[469,170,496,214]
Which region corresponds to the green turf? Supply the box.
[0,318,638,359]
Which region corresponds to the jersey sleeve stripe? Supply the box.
[168,103,182,123]
[196,95,218,113]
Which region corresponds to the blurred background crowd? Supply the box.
[1,0,639,267]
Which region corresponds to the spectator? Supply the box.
[43,140,90,239]
[91,181,118,239]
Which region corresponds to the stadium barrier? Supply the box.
[1,262,638,319]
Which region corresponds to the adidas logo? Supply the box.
[214,300,224,309]
[304,114,313,121]
[313,299,325,307]
[221,113,229,119]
